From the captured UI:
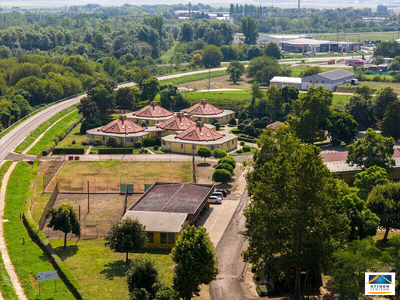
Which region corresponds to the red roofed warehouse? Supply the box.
[184,99,235,125]
[86,115,150,146]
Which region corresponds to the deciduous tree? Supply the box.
[354,165,389,193]
[197,146,211,162]
[202,45,223,67]
[345,95,374,130]
[171,225,218,300]
[247,55,280,85]
[381,99,400,141]
[46,202,81,248]
[327,111,358,146]
[115,87,135,110]
[373,87,398,121]
[264,42,281,59]
[240,16,259,45]
[105,217,148,262]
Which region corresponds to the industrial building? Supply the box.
[270,76,302,89]
[301,69,355,91]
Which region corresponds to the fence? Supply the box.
[42,160,64,192]
[39,182,59,230]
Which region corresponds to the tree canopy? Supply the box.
[346,128,395,171]
[327,111,358,146]
[197,146,211,162]
[381,99,400,141]
[240,16,259,45]
[46,202,81,248]
[171,225,218,300]
[105,217,148,262]
[244,128,349,298]
[247,55,280,85]
[354,165,389,193]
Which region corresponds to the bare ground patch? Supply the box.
[178,75,252,91]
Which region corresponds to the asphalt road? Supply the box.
[209,187,258,300]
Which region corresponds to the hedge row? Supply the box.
[21,161,85,300]
[53,148,85,154]
[238,136,257,143]
[97,148,134,154]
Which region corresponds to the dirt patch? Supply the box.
[48,161,193,193]
[43,193,139,240]
[178,75,252,91]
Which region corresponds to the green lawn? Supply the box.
[50,239,174,300]
[4,162,74,300]
[159,70,229,86]
[332,94,351,110]
[184,90,252,110]
[56,123,87,148]
[0,161,18,300]
[27,110,81,155]
[14,105,78,154]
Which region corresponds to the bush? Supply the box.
[253,128,262,137]
[214,122,221,131]
[218,156,236,169]
[372,75,382,82]
[261,116,270,123]
[98,148,134,154]
[240,141,245,146]
[243,120,249,125]
[80,117,102,134]
[229,118,237,125]
[252,118,260,123]
[153,146,159,150]
[53,148,85,154]
[242,145,251,152]
[238,136,256,143]
[106,137,119,148]
[143,137,156,147]
[237,123,245,131]
[81,141,88,146]
[213,149,227,159]
[154,137,162,146]
[256,285,268,297]
[236,149,243,154]
[244,125,255,136]
[93,139,101,146]
[393,74,400,83]
[72,140,76,145]
[212,169,232,184]
[139,148,149,153]
[134,141,143,148]
[215,162,234,174]
[141,122,147,127]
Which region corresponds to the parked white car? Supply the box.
[208,195,222,204]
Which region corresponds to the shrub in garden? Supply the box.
[254,128,262,137]
[237,123,245,132]
[214,122,221,131]
[261,116,270,123]
[81,141,88,146]
[72,140,76,145]
[229,118,237,125]
[141,122,147,127]
[243,120,249,125]
[218,156,236,169]
[143,137,156,147]
[242,145,251,152]
[212,169,232,184]
[213,149,227,159]
[135,141,143,148]
[240,141,245,146]
[106,137,119,148]
[93,139,101,146]
[244,125,255,136]
[252,118,260,123]
[153,146,159,151]
[215,163,234,174]
[236,149,243,154]
[154,137,162,146]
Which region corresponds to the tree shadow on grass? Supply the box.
[53,245,79,261]
[197,162,211,167]
[100,260,131,280]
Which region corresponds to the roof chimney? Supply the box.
[200,99,208,105]
[119,115,127,121]
[150,101,157,107]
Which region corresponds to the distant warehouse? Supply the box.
[301,69,355,91]
[270,76,302,89]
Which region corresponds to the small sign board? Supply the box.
[38,270,57,282]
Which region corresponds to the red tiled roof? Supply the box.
[267,121,284,130]
[101,116,144,134]
[185,99,223,116]
[158,113,196,131]
[176,122,223,141]
[133,101,173,118]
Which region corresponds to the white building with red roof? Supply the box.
[126,101,174,126]
[162,122,237,154]
[86,116,150,146]
[183,99,235,125]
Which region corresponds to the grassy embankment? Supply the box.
[4,161,75,300]
[14,105,78,154]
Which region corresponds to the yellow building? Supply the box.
[126,101,174,126]
[162,122,237,154]
[184,99,235,125]
[124,182,214,248]
[86,116,149,146]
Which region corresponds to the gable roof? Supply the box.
[176,122,223,141]
[317,69,355,81]
[101,116,144,134]
[133,101,173,118]
[267,121,284,130]
[158,112,196,131]
[185,99,223,116]
[124,211,188,233]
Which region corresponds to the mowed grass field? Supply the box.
[336,81,400,94]
[50,161,193,193]
[50,239,174,300]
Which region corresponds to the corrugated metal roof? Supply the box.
[270,76,302,84]
[317,69,355,81]
[124,211,188,233]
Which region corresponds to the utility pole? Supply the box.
[84,181,92,213]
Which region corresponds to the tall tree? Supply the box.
[240,16,259,45]
[346,128,395,171]
[354,165,389,193]
[373,87,398,121]
[105,217,148,262]
[90,83,115,115]
[46,202,81,248]
[78,96,98,119]
[381,99,400,141]
[247,55,280,85]
[202,45,223,67]
[115,87,135,110]
[140,77,160,102]
[327,111,358,146]
[243,128,349,299]
[288,86,332,144]
[171,225,218,300]
[126,256,161,300]
[345,95,374,130]
[367,182,400,242]
[264,42,281,59]
[227,60,245,84]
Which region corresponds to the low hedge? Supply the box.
[97,148,133,154]
[21,161,84,300]
[238,136,257,143]
[256,285,268,297]
[53,148,85,154]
